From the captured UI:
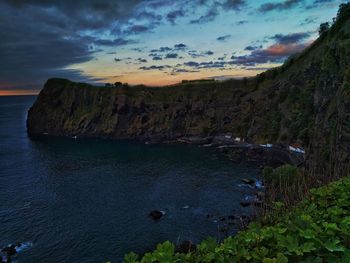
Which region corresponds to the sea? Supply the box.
[0,95,259,262]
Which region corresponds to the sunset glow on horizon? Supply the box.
[0,90,40,96]
[0,0,345,94]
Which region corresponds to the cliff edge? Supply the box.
[27,4,350,180]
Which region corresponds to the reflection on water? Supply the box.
[0,96,259,263]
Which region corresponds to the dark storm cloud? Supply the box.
[188,50,215,58]
[166,9,185,25]
[174,43,187,50]
[198,61,226,68]
[152,56,163,61]
[124,25,152,35]
[172,69,200,73]
[165,53,179,59]
[222,0,246,10]
[132,47,146,52]
[244,45,262,51]
[94,38,137,46]
[231,42,310,66]
[183,61,226,69]
[258,0,302,13]
[270,32,311,44]
[149,53,159,57]
[217,35,232,41]
[237,20,248,25]
[184,61,200,67]
[190,8,219,24]
[190,0,245,24]
[3,0,144,30]
[0,0,144,88]
[136,10,162,21]
[150,47,172,52]
[306,0,338,9]
[205,51,214,55]
[139,65,171,71]
[300,17,318,25]
[137,58,148,63]
[311,0,336,6]
[0,4,94,87]
[148,0,173,9]
[229,31,313,66]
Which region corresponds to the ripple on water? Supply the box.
[0,96,260,263]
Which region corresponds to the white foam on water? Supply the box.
[255,180,264,189]
[15,242,33,253]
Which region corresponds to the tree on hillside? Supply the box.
[337,3,350,20]
[114,82,123,87]
[318,22,330,36]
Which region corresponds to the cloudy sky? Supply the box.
[0,0,345,95]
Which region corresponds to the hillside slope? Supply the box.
[27,4,350,180]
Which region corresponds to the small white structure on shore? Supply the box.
[234,137,242,142]
[289,145,305,154]
[260,143,273,148]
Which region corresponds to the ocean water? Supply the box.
[0,95,259,263]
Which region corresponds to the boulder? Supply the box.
[1,245,16,256]
[149,210,163,220]
[240,201,251,207]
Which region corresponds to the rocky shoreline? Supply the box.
[145,134,305,169]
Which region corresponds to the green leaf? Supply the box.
[124,252,139,263]
[323,239,346,252]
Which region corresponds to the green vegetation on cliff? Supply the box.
[123,176,350,263]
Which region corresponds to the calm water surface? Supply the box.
[0,96,259,262]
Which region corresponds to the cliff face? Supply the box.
[27,5,350,179]
[27,78,254,140]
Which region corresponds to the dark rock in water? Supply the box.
[149,210,163,220]
[241,178,255,185]
[1,245,16,256]
[206,214,213,218]
[0,242,25,263]
[1,245,17,263]
[176,241,196,253]
[228,215,236,220]
[219,225,230,233]
[240,201,251,207]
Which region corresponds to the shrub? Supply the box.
[263,164,299,186]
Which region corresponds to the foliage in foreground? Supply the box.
[123,177,350,262]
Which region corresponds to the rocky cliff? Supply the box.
[27,4,350,180]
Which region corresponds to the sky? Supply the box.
[0,0,346,95]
